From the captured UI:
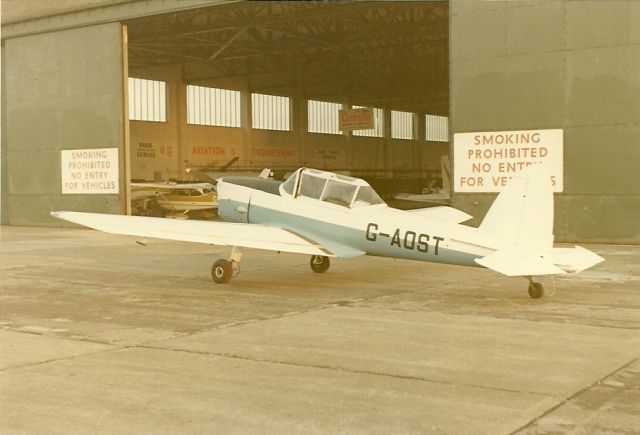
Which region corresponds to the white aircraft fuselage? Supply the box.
[52,166,604,298]
[217,176,484,268]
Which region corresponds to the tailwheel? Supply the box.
[211,259,233,284]
[310,255,330,273]
[527,280,545,299]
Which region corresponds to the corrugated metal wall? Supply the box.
[2,23,128,225]
[450,0,640,243]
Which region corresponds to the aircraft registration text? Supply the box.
[365,223,444,255]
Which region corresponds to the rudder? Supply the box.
[479,165,554,251]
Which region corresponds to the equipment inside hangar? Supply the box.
[124,1,449,216]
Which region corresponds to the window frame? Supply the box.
[128,77,168,123]
[186,85,241,128]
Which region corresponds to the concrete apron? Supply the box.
[1,226,639,434]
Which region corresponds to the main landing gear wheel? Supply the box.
[310,255,330,273]
[211,247,243,285]
[528,281,545,299]
[211,259,233,284]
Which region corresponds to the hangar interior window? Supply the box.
[308,100,341,135]
[187,85,241,127]
[391,110,415,140]
[426,115,449,142]
[252,93,290,131]
[128,77,167,122]
[351,106,384,138]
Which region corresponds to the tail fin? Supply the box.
[479,165,554,251]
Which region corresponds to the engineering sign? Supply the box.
[453,129,564,193]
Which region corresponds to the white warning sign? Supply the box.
[453,129,563,193]
[61,148,119,194]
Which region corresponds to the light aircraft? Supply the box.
[52,165,604,298]
[130,181,217,219]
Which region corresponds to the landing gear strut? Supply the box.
[310,255,330,273]
[527,277,545,299]
[211,247,242,284]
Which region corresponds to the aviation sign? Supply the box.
[453,129,563,193]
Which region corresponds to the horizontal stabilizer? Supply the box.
[476,247,566,277]
[550,246,605,273]
[409,206,473,224]
[51,211,332,257]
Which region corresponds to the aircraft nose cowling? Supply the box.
[215,179,251,223]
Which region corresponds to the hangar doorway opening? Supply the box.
[124,2,449,217]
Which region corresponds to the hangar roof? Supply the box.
[126,1,448,115]
[2,1,448,115]
[1,0,136,25]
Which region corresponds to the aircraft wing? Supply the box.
[475,247,567,276]
[409,206,473,224]
[51,211,333,256]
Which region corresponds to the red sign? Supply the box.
[339,108,374,131]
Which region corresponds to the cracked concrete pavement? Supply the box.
[1,226,639,434]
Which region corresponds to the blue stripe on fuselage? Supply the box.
[220,194,482,268]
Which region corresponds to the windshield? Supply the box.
[280,173,297,195]
[353,185,385,207]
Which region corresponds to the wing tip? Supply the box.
[51,211,71,221]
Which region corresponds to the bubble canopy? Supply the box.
[279,168,385,208]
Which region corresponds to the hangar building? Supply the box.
[1,0,639,243]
